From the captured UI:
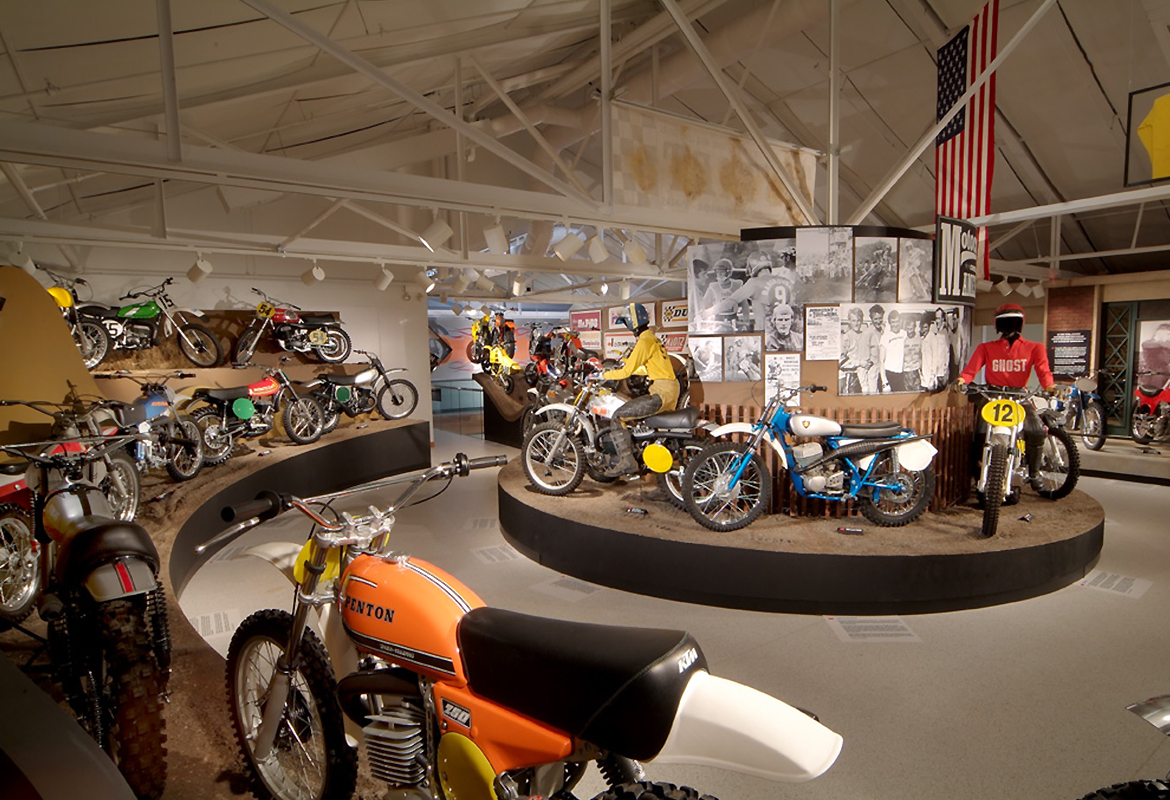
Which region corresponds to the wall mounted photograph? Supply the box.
[853,236,898,304]
[688,335,723,382]
[838,303,969,395]
[723,334,762,382]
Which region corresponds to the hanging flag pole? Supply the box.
[848,0,1056,226]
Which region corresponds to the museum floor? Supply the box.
[180,430,1170,800]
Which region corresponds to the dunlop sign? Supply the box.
[933,216,977,305]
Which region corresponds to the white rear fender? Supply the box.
[707,423,785,460]
[652,670,842,783]
[896,438,938,471]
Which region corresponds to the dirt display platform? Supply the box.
[498,462,1105,614]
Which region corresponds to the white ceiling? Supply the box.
[0,0,1168,304]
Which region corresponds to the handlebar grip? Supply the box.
[468,455,508,470]
[221,490,284,524]
[810,384,828,392]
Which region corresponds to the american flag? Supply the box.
[936,0,999,278]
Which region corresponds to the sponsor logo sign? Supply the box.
[934,216,977,305]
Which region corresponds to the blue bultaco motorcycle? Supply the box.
[680,384,938,532]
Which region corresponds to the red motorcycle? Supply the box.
[233,287,352,365]
[1131,371,1170,444]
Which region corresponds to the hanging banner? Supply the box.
[933,216,978,305]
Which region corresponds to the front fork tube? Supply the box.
[728,428,768,490]
[252,541,329,761]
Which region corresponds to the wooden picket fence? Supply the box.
[694,402,975,519]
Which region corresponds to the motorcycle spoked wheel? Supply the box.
[177,322,223,368]
[1074,780,1170,799]
[98,597,168,800]
[232,328,263,366]
[191,407,236,466]
[980,443,1008,538]
[1035,425,1080,500]
[377,379,418,420]
[227,610,357,800]
[316,395,342,434]
[856,454,936,526]
[103,452,141,522]
[682,441,771,532]
[313,328,352,364]
[1080,400,1107,451]
[0,504,39,630]
[590,780,719,800]
[1132,411,1156,445]
[522,421,586,496]
[282,396,326,445]
[586,426,622,484]
[165,418,205,482]
[76,319,112,370]
[657,442,704,510]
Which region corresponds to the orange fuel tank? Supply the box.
[340,554,484,685]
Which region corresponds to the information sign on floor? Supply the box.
[472,543,522,564]
[531,575,602,602]
[825,616,921,642]
[1079,569,1152,599]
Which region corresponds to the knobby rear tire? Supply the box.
[1036,425,1079,500]
[0,504,39,630]
[590,780,719,800]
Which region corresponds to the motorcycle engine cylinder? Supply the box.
[364,698,427,788]
[793,442,823,468]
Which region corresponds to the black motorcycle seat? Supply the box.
[194,386,251,402]
[298,314,336,325]
[838,421,903,438]
[457,607,706,761]
[56,518,159,587]
[80,306,121,319]
[1138,386,1164,399]
[643,406,699,430]
[317,373,364,386]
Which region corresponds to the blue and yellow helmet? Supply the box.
[614,302,649,333]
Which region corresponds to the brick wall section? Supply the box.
[1047,285,1095,332]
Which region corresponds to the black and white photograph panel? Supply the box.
[723,335,762,383]
[714,239,798,333]
[839,303,964,396]
[764,301,804,353]
[687,241,752,334]
[898,237,934,303]
[793,227,854,305]
[853,236,898,304]
[688,335,724,383]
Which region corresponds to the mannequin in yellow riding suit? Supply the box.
[599,303,680,477]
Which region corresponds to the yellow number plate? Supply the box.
[981,398,1025,428]
[256,302,276,318]
[308,329,328,345]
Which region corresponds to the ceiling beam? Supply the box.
[155,0,182,163]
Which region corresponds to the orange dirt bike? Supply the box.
[195,454,841,800]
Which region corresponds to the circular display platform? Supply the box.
[497,461,1104,615]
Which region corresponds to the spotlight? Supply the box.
[188,257,213,283]
[451,303,464,316]
[975,278,994,293]
[1031,282,1045,298]
[420,218,453,251]
[414,268,435,293]
[483,223,508,255]
[453,268,476,293]
[511,274,526,296]
[301,264,325,286]
[554,232,584,261]
[622,237,647,266]
[619,280,630,300]
[597,279,609,295]
[374,267,395,291]
[588,234,608,264]
[1016,283,1033,299]
[475,274,497,293]
[995,277,1013,296]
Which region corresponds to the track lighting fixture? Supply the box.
[975,278,994,293]
[483,221,508,255]
[414,268,435,294]
[453,268,476,293]
[588,234,608,264]
[475,274,497,293]
[420,218,453,252]
[597,279,609,295]
[1016,282,1033,298]
[554,232,584,261]
[1031,282,1045,298]
[619,280,630,300]
[374,267,394,291]
[188,256,213,283]
[451,303,464,316]
[995,277,1013,296]
[622,237,647,266]
[512,274,526,296]
[301,264,325,286]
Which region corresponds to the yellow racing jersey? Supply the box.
[602,330,677,382]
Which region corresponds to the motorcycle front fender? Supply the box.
[651,670,842,783]
[706,422,786,460]
[534,404,596,439]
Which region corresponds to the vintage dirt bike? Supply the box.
[1074,694,1170,799]
[0,399,141,524]
[1055,371,1108,451]
[1131,371,1170,445]
[187,361,325,465]
[523,377,710,506]
[99,371,205,481]
[195,453,841,800]
[303,349,418,433]
[469,313,523,393]
[234,287,352,365]
[0,435,170,799]
[39,266,112,370]
[962,384,1080,538]
[681,385,938,533]
[78,276,221,367]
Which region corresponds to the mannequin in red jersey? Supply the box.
[956,303,1057,491]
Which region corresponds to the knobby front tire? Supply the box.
[682,441,770,532]
[227,610,356,800]
[1080,400,1107,451]
[522,421,585,496]
[178,323,222,368]
[377,379,418,420]
[981,443,1008,538]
